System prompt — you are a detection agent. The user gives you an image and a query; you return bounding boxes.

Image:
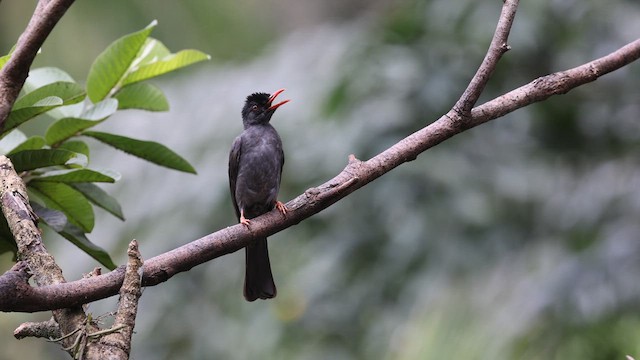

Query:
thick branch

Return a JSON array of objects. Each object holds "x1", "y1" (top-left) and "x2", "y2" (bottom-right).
[
  {"x1": 0, "y1": 156, "x2": 92, "y2": 350},
  {"x1": 0, "y1": 0, "x2": 75, "y2": 128}
]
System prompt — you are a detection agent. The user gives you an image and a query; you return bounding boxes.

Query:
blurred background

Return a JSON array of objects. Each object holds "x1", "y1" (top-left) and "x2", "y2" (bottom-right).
[{"x1": 1, "y1": 0, "x2": 640, "y2": 359}]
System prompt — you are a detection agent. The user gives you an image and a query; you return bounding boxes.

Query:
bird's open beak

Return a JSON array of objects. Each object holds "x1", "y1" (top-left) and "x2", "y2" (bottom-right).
[{"x1": 267, "y1": 88, "x2": 290, "y2": 111}]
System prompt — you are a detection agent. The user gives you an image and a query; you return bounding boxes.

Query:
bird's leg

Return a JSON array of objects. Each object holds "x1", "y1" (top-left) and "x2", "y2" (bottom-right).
[
  {"x1": 240, "y1": 209, "x2": 251, "y2": 226},
  {"x1": 275, "y1": 201, "x2": 288, "y2": 215}
]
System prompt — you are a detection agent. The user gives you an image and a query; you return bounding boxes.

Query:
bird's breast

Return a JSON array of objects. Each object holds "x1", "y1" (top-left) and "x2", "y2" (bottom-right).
[{"x1": 234, "y1": 128, "x2": 283, "y2": 215}]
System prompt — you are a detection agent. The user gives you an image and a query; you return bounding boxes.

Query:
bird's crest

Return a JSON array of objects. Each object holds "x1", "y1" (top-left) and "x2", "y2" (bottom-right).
[{"x1": 245, "y1": 92, "x2": 270, "y2": 105}]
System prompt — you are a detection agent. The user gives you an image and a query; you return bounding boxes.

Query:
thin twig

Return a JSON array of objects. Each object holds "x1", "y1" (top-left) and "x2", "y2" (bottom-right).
[
  {"x1": 470, "y1": 38, "x2": 640, "y2": 126},
  {"x1": 453, "y1": 0, "x2": 519, "y2": 120},
  {"x1": 99, "y1": 239, "x2": 144, "y2": 357}
]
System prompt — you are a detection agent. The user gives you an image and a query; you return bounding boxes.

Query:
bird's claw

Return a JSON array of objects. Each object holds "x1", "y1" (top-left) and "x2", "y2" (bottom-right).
[
  {"x1": 275, "y1": 201, "x2": 288, "y2": 215},
  {"x1": 240, "y1": 212, "x2": 251, "y2": 226}
]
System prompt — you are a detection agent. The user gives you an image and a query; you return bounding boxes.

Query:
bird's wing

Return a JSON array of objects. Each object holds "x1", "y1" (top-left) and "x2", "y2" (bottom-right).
[
  {"x1": 278, "y1": 132, "x2": 285, "y2": 175},
  {"x1": 229, "y1": 135, "x2": 242, "y2": 220}
]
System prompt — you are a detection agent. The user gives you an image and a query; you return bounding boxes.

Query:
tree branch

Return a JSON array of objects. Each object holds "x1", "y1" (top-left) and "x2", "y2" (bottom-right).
[
  {"x1": 470, "y1": 38, "x2": 640, "y2": 126},
  {"x1": 14, "y1": 317, "x2": 60, "y2": 340},
  {"x1": 0, "y1": 155, "x2": 93, "y2": 351},
  {"x1": 453, "y1": 0, "x2": 518, "y2": 118},
  {"x1": 0, "y1": 0, "x2": 75, "y2": 129},
  {"x1": 0, "y1": 1, "x2": 639, "y2": 315},
  {"x1": 101, "y1": 239, "x2": 144, "y2": 357}
]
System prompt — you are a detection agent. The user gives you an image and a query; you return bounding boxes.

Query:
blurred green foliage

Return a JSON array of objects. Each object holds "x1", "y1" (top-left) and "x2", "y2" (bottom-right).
[
  {"x1": 1, "y1": 1, "x2": 640, "y2": 359},
  {"x1": 0, "y1": 21, "x2": 207, "y2": 268}
]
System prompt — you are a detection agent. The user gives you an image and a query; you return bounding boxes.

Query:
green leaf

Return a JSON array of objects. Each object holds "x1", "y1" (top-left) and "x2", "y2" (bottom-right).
[
  {"x1": 57, "y1": 223, "x2": 116, "y2": 270},
  {"x1": 4, "y1": 98, "x2": 63, "y2": 133},
  {"x1": 72, "y1": 183, "x2": 124, "y2": 220},
  {"x1": 113, "y1": 82, "x2": 169, "y2": 111},
  {"x1": 0, "y1": 46, "x2": 15, "y2": 70},
  {"x1": 9, "y1": 149, "x2": 86, "y2": 172},
  {"x1": 133, "y1": 38, "x2": 171, "y2": 66},
  {"x1": 80, "y1": 98, "x2": 119, "y2": 121},
  {"x1": 13, "y1": 81, "x2": 85, "y2": 110},
  {"x1": 7, "y1": 136, "x2": 46, "y2": 155},
  {"x1": 58, "y1": 140, "x2": 90, "y2": 158},
  {"x1": 32, "y1": 202, "x2": 116, "y2": 270},
  {"x1": 45, "y1": 99, "x2": 118, "y2": 146},
  {"x1": 83, "y1": 131, "x2": 197, "y2": 174},
  {"x1": 29, "y1": 182, "x2": 94, "y2": 233},
  {"x1": 0, "y1": 129, "x2": 27, "y2": 154},
  {"x1": 0, "y1": 54, "x2": 10, "y2": 69},
  {"x1": 8, "y1": 79, "x2": 85, "y2": 131},
  {"x1": 33, "y1": 168, "x2": 119, "y2": 183},
  {"x1": 31, "y1": 201, "x2": 66, "y2": 232},
  {"x1": 122, "y1": 49, "x2": 210, "y2": 86},
  {"x1": 45, "y1": 118, "x2": 103, "y2": 146},
  {"x1": 24, "y1": 67, "x2": 75, "y2": 91},
  {"x1": 24, "y1": 68, "x2": 84, "y2": 119},
  {"x1": 86, "y1": 20, "x2": 157, "y2": 102}
]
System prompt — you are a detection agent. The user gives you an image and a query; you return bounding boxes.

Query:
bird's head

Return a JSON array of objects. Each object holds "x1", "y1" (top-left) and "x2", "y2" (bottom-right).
[{"x1": 241, "y1": 89, "x2": 290, "y2": 127}]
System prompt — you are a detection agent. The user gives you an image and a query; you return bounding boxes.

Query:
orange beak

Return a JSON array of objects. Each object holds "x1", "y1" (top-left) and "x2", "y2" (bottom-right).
[{"x1": 267, "y1": 88, "x2": 290, "y2": 111}]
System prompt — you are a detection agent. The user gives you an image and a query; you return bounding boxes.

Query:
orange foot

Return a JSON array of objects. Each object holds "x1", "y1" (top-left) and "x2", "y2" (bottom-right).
[
  {"x1": 240, "y1": 210, "x2": 251, "y2": 226},
  {"x1": 275, "y1": 201, "x2": 288, "y2": 215}
]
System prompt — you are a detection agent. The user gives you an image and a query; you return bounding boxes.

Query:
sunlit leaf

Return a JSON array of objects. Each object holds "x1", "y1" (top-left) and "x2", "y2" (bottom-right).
[
  {"x1": 114, "y1": 82, "x2": 169, "y2": 111},
  {"x1": 72, "y1": 183, "x2": 124, "y2": 220},
  {"x1": 13, "y1": 81, "x2": 85, "y2": 110},
  {"x1": 122, "y1": 49, "x2": 210, "y2": 86},
  {"x1": 0, "y1": 45, "x2": 15, "y2": 70},
  {"x1": 133, "y1": 38, "x2": 171, "y2": 67},
  {"x1": 23, "y1": 67, "x2": 75, "y2": 91},
  {"x1": 83, "y1": 131, "x2": 196, "y2": 174},
  {"x1": 24, "y1": 67, "x2": 84, "y2": 119},
  {"x1": 86, "y1": 20, "x2": 157, "y2": 102},
  {"x1": 0, "y1": 54, "x2": 10, "y2": 69},
  {"x1": 80, "y1": 98, "x2": 118, "y2": 121},
  {"x1": 29, "y1": 181, "x2": 94, "y2": 233}
]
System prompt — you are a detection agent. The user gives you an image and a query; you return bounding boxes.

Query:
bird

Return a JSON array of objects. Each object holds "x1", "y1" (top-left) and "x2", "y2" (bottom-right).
[{"x1": 229, "y1": 89, "x2": 290, "y2": 301}]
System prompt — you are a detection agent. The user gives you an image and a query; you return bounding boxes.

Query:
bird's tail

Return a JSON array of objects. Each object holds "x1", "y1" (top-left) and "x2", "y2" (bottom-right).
[{"x1": 244, "y1": 237, "x2": 277, "y2": 301}]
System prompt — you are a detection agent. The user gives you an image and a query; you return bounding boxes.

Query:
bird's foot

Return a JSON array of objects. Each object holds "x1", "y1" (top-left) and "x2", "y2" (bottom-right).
[
  {"x1": 275, "y1": 201, "x2": 288, "y2": 215},
  {"x1": 240, "y1": 212, "x2": 251, "y2": 226}
]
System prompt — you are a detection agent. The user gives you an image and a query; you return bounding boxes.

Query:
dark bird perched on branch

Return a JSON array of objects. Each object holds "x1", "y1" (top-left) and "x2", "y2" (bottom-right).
[{"x1": 229, "y1": 89, "x2": 290, "y2": 301}]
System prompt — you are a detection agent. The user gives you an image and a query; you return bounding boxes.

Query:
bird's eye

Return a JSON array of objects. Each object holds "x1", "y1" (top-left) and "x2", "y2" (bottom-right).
[{"x1": 251, "y1": 105, "x2": 258, "y2": 112}]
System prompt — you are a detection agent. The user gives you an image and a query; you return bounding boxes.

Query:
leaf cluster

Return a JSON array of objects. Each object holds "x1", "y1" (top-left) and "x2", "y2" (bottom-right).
[{"x1": 0, "y1": 21, "x2": 209, "y2": 268}]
